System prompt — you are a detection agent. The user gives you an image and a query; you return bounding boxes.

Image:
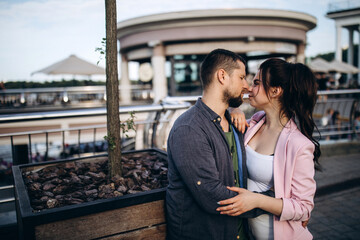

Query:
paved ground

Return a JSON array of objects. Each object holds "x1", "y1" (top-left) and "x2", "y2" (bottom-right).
[
  {"x1": 315, "y1": 153, "x2": 360, "y2": 194},
  {"x1": 308, "y1": 153, "x2": 360, "y2": 240},
  {"x1": 309, "y1": 186, "x2": 360, "y2": 240}
]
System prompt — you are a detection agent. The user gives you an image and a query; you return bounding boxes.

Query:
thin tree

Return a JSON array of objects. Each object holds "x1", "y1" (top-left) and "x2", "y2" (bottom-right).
[{"x1": 105, "y1": 0, "x2": 122, "y2": 177}]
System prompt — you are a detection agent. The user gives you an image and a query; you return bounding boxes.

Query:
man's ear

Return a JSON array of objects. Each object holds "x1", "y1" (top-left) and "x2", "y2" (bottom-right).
[{"x1": 216, "y1": 69, "x2": 227, "y2": 85}]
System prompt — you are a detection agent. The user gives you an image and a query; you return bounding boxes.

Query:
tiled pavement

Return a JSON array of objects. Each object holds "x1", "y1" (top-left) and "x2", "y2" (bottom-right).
[
  {"x1": 308, "y1": 186, "x2": 360, "y2": 240},
  {"x1": 308, "y1": 153, "x2": 360, "y2": 240},
  {"x1": 315, "y1": 153, "x2": 360, "y2": 195}
]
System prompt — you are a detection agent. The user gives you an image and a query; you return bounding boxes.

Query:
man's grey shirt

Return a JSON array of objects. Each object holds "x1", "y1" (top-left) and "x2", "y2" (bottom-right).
[{"x1": 166, "y1": 98, "x2": 246, "y2": 240}]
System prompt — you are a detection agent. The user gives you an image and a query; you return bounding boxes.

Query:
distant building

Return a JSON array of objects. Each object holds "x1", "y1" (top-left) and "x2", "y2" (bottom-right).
[
  {"x1": 117, "y1": 9, "x2": 316, "y2": 102},
  {"x1": 327, "y1": 0, "x2": 360, "y2": 84}
]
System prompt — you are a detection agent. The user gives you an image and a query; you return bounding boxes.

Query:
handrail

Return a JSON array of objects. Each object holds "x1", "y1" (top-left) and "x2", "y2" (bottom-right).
[
  {"x1": 317, "y1": 89, "x2": 360, "y2": 95},
  {"x1": 0, "y1": 85, "x2": 151, "y2": 94},
  {"x1": 0, "y1": 197, "x2": 15, "y2": 204},
  {"x1": 0, "y1": 102, "x2": 192, "y2": 163},
  {"x1": 0, "y1": 185, "x2": 14, "y2": 190},
  {"x1": 0, "y1": 102, "x2": 191, "y2": 124}
]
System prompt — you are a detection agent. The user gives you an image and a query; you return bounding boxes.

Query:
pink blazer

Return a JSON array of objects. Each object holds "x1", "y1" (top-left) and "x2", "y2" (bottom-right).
[{"x1": 245, "y1": 111, "x2": 316, "y2": 240}]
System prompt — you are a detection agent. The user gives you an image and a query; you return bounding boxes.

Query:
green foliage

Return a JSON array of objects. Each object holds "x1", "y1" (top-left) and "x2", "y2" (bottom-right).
[
  {"x1": 311, "y1": 52, "x2": 335, "y2": 62},
  {"x1": 120, "y1": 111, "x2": 136, "y2": 138},
  {"x1": 95, "y1": 38, "x2": 106, "y2": 65},
  {"x1": 104, "y1": 135, "x2": 116, "y2": 151},
  {"x1": 310, "y1": 44, "x2": 358, "y2": 67},
  {"x1": 104, "y1": 111, "x2": 136, "y2": 150}
]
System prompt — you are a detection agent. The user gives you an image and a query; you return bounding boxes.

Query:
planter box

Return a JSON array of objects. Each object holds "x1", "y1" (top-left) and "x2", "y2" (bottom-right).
[{"x1": 13, "y1": 149, "x2": 167, "y2": 240}]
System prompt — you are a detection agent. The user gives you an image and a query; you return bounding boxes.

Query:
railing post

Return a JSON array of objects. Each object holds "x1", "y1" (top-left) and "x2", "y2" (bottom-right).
[
  {"x1": 151, "y1": 110, "x2": 162, "y2": 148},
  {"x1": 93, "y1": 128, "x2": 96, "y2": 154},
  {"x1": 62, "y1": 131, "x2": 65, "y2": 157},
  {"x1": 45, "y1": 132, "x2": 48, "y2": 161},
  {"x1": 78, "y1": 129, "x2": 81, "y2": 158},
  {"x1": 350, "y1": 100, "x2": 359, "y2": 140},
  {"x1": 28, "y1": 134, "x2": 32, "y2": 163},
  {"x1": 10, "y1": 136, "x2": 14, "y2": 164}
]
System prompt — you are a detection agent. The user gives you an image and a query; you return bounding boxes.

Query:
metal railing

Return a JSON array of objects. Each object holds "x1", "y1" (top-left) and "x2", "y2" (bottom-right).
[
  {"x1": 0, "y1": 102, "x2": 191, "y2": 161},
  {"x1": 1, "y1": 90, "x2": 360, "y2": 208},
  {"x1": 0, "y1": 102, "x2": 191, "y2": 208}
]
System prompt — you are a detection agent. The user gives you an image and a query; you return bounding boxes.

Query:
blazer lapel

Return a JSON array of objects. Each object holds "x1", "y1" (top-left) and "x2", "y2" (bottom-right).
[{"x1": 244, "y1": 115, "x2": 266, "y2": 146}]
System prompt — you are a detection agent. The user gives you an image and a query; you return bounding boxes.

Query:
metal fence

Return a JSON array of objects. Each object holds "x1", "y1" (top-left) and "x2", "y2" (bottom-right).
[{"x1": 1, "y1": 89, "x2": 360, "y2": 208}]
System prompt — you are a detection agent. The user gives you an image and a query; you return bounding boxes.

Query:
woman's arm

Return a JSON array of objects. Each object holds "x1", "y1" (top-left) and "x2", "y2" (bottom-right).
[
  {"x1": 217, "y1": 143, "x2": 316, "y2": 221},
  {"x1": 216, "y1": 186, "x2": 283, "y2": 217},
  {"x1": 280, "y1": 143, "x2": 316, "y2": 221},
  {"x1": 228, "y1": 107, "x2": 249, "y2": 133}
]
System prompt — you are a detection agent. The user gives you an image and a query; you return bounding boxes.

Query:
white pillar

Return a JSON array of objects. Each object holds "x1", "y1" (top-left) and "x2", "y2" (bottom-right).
[
  {"x1": 151, "y1": 43, "x2": 167, "y2": 103},
  {"x1": 120, "y1": 54, "x2": 132, "y2": 105},
  {"x1": 296, "y1": 43, "x2": 305, "y2": 64},
  {"x1": 336, "y1": 25, "x2": 342, "y2": 61},
  {"x1": 347, "y1": 28, "x2": 354, "y2": 85}
]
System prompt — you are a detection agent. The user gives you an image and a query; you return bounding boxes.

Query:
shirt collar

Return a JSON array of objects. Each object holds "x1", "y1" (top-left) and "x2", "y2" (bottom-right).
[{"x1": 195, "y1": 97, "x2": 232, "y2": 124}]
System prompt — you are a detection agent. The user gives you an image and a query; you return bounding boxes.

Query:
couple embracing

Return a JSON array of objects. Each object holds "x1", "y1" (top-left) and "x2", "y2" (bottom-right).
[{"x1": 166, "y1": 49, "x2": 320, "y2": 240}]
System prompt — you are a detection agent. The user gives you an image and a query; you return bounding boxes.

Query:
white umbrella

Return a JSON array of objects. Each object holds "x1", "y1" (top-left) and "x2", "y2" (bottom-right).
[
  {"x1": 329, "y1": 60, "x2": 360, "y2": 74},
  {"x1": 32, "y1": 54, "x2": 105, "y2": 76},
  {"x1": 307, "y1": 58, "x2": 333, "y2": 73}
]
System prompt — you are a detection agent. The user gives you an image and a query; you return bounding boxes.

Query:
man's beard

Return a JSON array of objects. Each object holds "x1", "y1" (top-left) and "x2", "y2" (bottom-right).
[{"x1": 223, "y1": 88, "x2": 244, "y2": 108}]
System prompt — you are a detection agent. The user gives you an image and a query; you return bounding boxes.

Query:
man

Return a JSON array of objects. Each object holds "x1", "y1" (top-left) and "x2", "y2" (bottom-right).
[{"x1": 166, "y1": 49, "x2": 256, "y2": 240}]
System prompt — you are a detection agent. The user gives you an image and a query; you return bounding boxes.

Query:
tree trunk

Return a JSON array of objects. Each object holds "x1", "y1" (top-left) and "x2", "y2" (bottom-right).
[{"x1": 105, "y1": 0, "x2": 122, "y2": 177}]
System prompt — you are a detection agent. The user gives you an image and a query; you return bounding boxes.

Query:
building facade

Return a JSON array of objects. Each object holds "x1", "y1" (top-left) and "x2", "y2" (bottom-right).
[
  {"x1": 327, "y1": 1, "x2": 360, "y2": 84},
  {"x1": 117, "y1": 9, "x2": 317, "y2": 103}
]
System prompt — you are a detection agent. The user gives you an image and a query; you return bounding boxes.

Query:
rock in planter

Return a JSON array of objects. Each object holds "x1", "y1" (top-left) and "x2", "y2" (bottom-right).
[{"x1": 13, "y1": 149, "x2": 168, "y2": 240}]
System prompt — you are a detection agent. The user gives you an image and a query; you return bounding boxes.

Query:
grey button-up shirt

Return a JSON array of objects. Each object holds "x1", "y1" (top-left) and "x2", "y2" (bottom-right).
[{"x1": 166, "y1": 98, "x2": 247, "y2": 240}]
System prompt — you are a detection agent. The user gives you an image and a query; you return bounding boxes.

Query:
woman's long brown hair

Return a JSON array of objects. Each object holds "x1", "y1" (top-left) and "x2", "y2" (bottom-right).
[{"x1": 259, "y1": 58, "x2": 321, "y2": 170}]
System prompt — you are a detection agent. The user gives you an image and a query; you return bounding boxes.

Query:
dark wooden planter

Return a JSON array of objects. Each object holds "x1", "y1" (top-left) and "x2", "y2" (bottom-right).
[{"x1": 12, "y1": 149, "x2": 167, "y2": 240}]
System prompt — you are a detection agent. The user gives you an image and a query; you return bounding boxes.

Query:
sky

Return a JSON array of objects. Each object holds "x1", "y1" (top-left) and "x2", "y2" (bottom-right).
[{"x1": 0, "y1": 0, "x2": 357, "y2": 82}]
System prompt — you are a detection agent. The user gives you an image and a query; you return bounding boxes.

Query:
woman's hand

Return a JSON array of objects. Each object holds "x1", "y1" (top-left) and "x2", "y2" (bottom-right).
[
  {"x1": 216, "y1": 186, "x2": 258, "y2": 216},
  {"x1": 229, "y1": 108, "x2": 249, "y2": 133}
]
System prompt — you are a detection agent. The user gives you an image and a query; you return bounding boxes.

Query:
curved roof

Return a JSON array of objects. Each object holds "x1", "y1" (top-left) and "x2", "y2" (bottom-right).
[{"x1": 117, "y1": 8, "x2": 317, "y2": 51}]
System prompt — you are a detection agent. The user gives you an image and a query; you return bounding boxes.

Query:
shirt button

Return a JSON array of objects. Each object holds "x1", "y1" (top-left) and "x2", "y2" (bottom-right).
[
  {"x1": 217, "y1": 117, "x2": 221, "y2": 121},
  {"x1": 213, "y1": 119, "x2": 216, "y2": 122},
  {"x1": 237, "y1": 236, "x2": 240, "y2": 239},
  {"x1": 234, "y1": 179, "x2": 237, "y2": 183},
  {"x1": 197, "y1": 181, "x2": 201, "y2": 185}
]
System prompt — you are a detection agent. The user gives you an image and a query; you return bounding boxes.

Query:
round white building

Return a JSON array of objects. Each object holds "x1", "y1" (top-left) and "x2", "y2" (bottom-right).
[{"x1": 117, "y1": 9, "x2": 317, "y2": 103}]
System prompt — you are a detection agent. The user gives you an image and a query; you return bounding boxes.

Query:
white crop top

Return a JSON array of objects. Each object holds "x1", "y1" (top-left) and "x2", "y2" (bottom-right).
[{"x1": 246, "y1": 145, "x2": 274, "y2": 240}]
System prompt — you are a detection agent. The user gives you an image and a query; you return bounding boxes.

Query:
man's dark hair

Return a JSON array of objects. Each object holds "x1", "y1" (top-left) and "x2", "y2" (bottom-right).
[{"x1": 200, "y1": 48, "x2": 246, "y2": 90}]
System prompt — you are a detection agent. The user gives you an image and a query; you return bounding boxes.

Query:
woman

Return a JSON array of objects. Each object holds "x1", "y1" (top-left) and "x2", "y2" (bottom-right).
[{"x1": 216, "y1": 58, "x2": 321, "y2": 240}]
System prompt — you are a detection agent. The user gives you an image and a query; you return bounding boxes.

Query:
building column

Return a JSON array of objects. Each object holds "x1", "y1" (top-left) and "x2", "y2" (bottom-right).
[
  {"x1": 120, "y1": 54, "x2": 132, "y2": 105},
  {"x1": 336, "y1": 25, "x2": 342, "y2": 61},
  {"x1": 347, "y1": 28, "x2": 354, "y2": 85},
  {"x1": 151, "y1": 43, "x2": 167, "y2": 103},
  {"x1": 296, "y1": 43, "x2": 305, "y2": 64}
]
